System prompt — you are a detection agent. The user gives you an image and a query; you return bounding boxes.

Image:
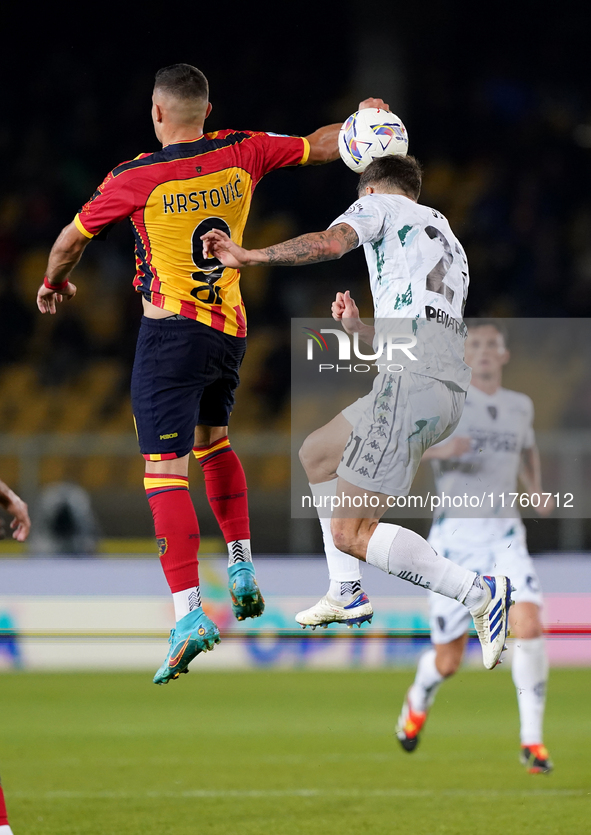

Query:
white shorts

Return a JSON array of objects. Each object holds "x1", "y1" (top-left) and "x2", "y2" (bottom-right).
[
  {"x1": 339, "y1": 371, "x2": 465, "y2": 497},
  {"x1": 427, "y1": 525, "x2": 543, "y2": 644}
]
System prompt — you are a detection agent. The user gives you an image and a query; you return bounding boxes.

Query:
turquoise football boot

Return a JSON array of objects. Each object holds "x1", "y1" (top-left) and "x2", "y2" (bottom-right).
[
  {"x1": 228, "y1": 562, "x2": 265, "y2": 621},
  {"x1": 153, "y1": 608, "x2": 220, "y2": 685}
]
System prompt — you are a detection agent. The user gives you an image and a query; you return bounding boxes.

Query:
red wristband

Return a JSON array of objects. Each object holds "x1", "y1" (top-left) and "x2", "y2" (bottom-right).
[{"x1": 44, "y1": 276, "x2": 69, "y2": 292}]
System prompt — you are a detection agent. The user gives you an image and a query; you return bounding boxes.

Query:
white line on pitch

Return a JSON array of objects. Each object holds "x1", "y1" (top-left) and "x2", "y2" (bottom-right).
[{"x1": 11, "y1": 788, "x2": 589, "y2": 800}]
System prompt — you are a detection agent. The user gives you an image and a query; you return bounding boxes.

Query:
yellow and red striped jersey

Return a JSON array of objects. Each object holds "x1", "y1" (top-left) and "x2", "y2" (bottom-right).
[{"x1": 75, "y1": 130, "x2": 310, "y2": 336}]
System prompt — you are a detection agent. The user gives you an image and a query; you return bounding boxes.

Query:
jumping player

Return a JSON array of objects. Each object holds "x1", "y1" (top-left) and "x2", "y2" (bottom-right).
[
  {"x1": 395, "y1": 320, "x2": 554, "y2": 773},
  {"x1": 36, "y1": 62, "x2": 387, "y2": 683},
  {"x1": 203, "y1": 155, "x2": 513, "y2": 671}
]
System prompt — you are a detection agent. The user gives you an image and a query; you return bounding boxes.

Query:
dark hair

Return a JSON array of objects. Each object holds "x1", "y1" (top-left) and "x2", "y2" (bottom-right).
[
  {"x1": 357, "y1": 155, "x2": 422, "y2": 200},
  {"x1": 154, "y1": 64, "x2": 209, "y2": 101},
  {"x1": 465, "y1": 318, "x2": 509, "y2": 345}
]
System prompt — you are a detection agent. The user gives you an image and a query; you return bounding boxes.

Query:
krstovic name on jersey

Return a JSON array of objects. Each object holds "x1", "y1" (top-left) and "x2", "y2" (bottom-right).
[{"x1": 331, "y1": 194, "x2": 471, "y2": 391}]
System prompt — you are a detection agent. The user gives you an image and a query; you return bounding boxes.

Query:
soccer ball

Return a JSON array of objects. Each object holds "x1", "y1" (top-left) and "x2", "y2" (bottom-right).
[{"x1": 338, "y1": 108, "x2": 408, "y2": 173}]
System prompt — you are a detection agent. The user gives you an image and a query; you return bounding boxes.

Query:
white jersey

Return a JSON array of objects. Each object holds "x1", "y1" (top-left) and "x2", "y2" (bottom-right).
[
  {"x1": 429, "y1": 385, "x2": 535, "y2": 547},
  {"x1": 330, "y1": 193, "x2": 471, "y2": 391}
]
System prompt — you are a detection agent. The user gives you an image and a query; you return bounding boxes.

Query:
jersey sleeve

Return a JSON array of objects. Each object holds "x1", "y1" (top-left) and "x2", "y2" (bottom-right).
[
  {"x1": 245, "y1": 132, "x2": 309, "y2": 182},
  {"x1": 329, "y1": 196, "x2": 388, "y2": 246},
  {"x1": 74, "y1": 167, "x2": 138, "y2": 238}
]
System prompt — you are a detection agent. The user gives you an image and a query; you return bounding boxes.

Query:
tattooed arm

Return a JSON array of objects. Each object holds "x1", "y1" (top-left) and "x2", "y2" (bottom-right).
[
  {"x1": 255, "y1": 224, "x2": 360, "y2": 265},
  {"x1": 201, "y1": 223, "x2": 359, "y2": 269}
]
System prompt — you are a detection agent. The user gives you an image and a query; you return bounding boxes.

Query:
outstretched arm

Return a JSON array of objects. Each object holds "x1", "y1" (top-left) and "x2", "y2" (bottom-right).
[
  {"x1": 37, "y1": 221, "x2": 89, "y2": 314},
  {"x1": 304, "y1": 97, "x2": 390, "y2": 163},
  {"x1": 304, "y1": 124, "x2": 341, "y2": 164},
  {"x1": 201, "y1": 223, "x2": 359, "y2": 268}
]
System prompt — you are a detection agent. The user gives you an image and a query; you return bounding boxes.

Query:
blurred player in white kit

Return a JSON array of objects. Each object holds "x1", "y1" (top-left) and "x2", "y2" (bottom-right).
[{"x1": 395, "y1": 320, "x2": 554, "y2": 773}]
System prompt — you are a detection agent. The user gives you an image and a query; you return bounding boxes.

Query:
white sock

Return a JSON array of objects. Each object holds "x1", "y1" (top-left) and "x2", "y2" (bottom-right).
[
  {"x1": 311, "y1": 481, "x2": 361, "y2": 600},
  {"x1": 512, "y1": 636, "x2": 548, "y2": 745},
  {"x1": 408, "y1": 648, "x2": 445, "y2": 713},
  {"x1": 172, "y1": 586, "x2": 202, "y2": 621},
  {"x1": 366, "y1": 523, "x2": 476, "y2": 601},
  {"x1": 227, "y1": 539, "x2": 252, "y2": 566},
  {"x1": 0, "y1": 825, "x2": 14, "y2": 835},
  {"x1": 463, "y1": 575, "x2": 489, "y2": 610}
]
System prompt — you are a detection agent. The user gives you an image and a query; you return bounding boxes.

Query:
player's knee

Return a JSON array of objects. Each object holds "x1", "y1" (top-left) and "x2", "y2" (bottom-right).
[
  {"x1": 330, "y1": 520, "x2": 351, "y2": 553},
  {"x1": 435, "y1": 641, "x2": 464, "y2": 677},
  {"x1": 435, "y1": 651, "x2": 461, "y2": 677},
  {"x1": 330, "y1": 519, "x2": 355, "y2": 556},
  {"x1": 194, "y1": 425, "x2": 227, "y2": 447},
  {"x1": 510, "y1": 603, "x2": 543, "y2": 639},
  {"x1": 437, "y1": 656, "x2": 461, "y2": 677},
  {"x1": 513, "y1": 620, "x2": 543, "y2": 640},
  {"x1": 299, "y1": 432, "x2": 334, "y2": 481},
  {"x1": 298, "y1": 434, "x2": 315, "y2": 471},
  {"x1": 330, "y1": 516, "x2": 371, "y2": 560}
]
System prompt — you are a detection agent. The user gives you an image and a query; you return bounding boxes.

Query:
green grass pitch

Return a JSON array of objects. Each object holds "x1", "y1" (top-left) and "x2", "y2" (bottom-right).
[{"x1": 1, "y1": 667, "x2": 590, "y2": 834}]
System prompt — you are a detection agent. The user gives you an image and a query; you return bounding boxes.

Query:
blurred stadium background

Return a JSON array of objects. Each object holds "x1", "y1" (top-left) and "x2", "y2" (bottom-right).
[
  {"x1": 3, "y1": 5, "x2": 591, "y2": 556},
  {"x1": 1, "y1": 5, "x2": 591, "y2": 833}
]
